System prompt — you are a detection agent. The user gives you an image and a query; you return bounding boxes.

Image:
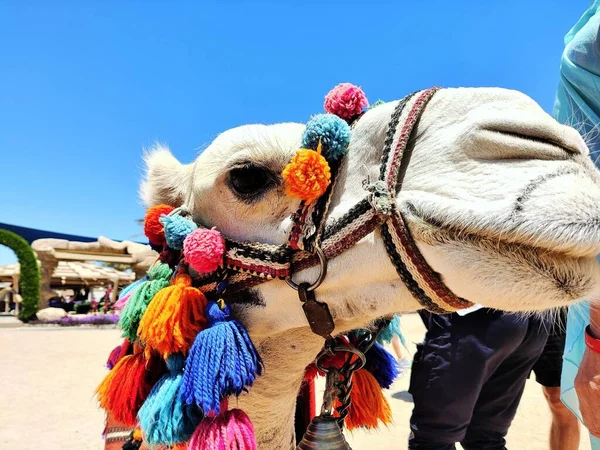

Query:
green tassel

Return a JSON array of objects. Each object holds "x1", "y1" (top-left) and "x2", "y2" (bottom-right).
[{"x1": 119, "y1": 263, "x2": 172, "y2": 341}]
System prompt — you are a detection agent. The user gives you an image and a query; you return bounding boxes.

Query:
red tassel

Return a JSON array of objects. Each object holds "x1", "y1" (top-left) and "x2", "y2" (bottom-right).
[{"x1": 96, "y1": 345, "x2": 166, "y2": 426}]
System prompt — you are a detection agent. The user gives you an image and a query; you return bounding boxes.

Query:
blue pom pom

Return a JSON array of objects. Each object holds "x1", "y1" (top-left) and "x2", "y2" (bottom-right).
[
  {"x1": 138, "y1": 354, "x2": 203, "y2": 445},
  {"x1": 180, "y1": 301, "x2": 263, "y2": 414},
  {"x1": 364, "y1": 342, "x2": 401, "y2": 389},
  {"x1": 377, "y1": 315, "x2": 405, "y2": 346},
  {"x1": 302, "y1": 114, "x2": 351, "y2": 161},
  {"x1": 160, "y1": 215, "x2": 197, "y2": 250}
]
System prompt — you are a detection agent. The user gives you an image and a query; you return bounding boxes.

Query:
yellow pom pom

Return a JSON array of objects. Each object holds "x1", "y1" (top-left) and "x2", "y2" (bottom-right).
[{"x1": 282, "y1": 143, "x2": 331, "y2": 204}]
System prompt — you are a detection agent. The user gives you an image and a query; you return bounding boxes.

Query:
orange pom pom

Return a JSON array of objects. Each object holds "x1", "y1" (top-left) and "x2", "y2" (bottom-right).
[
  {"x1": 138, "y1": 274, "x2": 208, "y2": 358},
  {"x1": 334, "y1": 368, "x2": 392, "y2": 430},
  {"x1": 282, "y1": 143, "x2": 331, "y2": 204},
  {"x1": 96, "y1": 346, "x2": 166, "y2": 426},
  {"x1": 132, "y1": 427, "x2": 143, "y2": 441},
  {"x1": 144, "y1": 204, "x2": 175, "y2": 247}
]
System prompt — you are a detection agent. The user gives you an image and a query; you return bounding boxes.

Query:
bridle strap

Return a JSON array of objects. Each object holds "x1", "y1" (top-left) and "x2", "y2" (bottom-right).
[{"x1": 197, "y1": 88, "x2": 473, "y2": 313}]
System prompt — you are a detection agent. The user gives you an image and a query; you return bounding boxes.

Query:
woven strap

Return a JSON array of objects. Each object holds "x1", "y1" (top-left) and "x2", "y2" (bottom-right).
[{"x1": 378, "y1": 88, "x2": 474, "y2": 312}]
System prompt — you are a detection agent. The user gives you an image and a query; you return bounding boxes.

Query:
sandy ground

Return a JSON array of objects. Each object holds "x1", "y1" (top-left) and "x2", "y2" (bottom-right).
[{"x1": 0, "y1": 314, "x2": 592, "y2": 450}]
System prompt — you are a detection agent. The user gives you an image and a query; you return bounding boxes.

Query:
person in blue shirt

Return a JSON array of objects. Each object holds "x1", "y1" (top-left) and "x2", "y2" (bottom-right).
[{"x1": 555, "y1": 2, "x2": 600, "y2": 448}]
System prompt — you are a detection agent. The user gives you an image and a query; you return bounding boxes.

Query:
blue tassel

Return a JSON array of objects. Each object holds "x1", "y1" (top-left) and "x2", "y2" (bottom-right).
[
  {"x1": 364, "y1": 343, "x2": 400, "y2": 389},
  {"x1": 377, "y1": 314, "x2": 406, "y2": 347},
  {"x1": 118, "y1": 276, "x2": 147, "y2": 299},
  {"x1": 160, "y1": 215, "x2": 197, "y2": 250},
  {"x1": 138, "y1": 354, "x2": 203, "y2": 445},
  {"x1": 180, "y1": 301, "x2": 263, "y2": 415}
]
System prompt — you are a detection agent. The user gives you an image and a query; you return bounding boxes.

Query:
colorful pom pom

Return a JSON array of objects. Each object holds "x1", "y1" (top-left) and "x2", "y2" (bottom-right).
[
  {"x1": 138, "y1": 354, "x2": 203, "y2": 446},
  {"x1": 324, "y1": 83, "x2": 369, "y2": 120},
  {"x1": 302, "y1": 114, "x2": 351, "y2": 161},
  {"x1": 369, "y1": 99, "x2": 385, "y2": 110},
  {"x1": 138, "y1": 274, "x2": 208, "y2": 358},
  {"x1": 188, "y1": 409, "x2": 257, "y2": 450},
  {"x1": 144, "y1": 204, "x2": 175, "y2": 247},
  {"x1": 161, "y1": 214, "x2": 198, "y2": 250},
  {"x1": 181, "y1": 301, "x2": 263, "y2": 415},
  {"x1": 282, "y1": 145, "x2": 331, "y2": 204},
  {"x1": 183, "y1": 228, "x2": 226, "y2": 274}
]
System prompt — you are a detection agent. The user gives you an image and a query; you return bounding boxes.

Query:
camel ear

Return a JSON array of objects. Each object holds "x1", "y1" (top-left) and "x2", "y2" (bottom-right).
[{"x1": 140, "y1": 144, "x2": 192, "y2": 207}]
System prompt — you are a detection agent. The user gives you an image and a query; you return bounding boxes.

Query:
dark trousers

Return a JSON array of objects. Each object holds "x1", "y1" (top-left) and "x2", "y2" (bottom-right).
[{"x1": 408, "y1": 309, "x2": 549, "y2": 450}]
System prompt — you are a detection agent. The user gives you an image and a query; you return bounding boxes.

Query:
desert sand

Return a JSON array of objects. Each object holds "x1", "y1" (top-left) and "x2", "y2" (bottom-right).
[{"x1": 0, "y1": 314, "x2": 592, "y2": 450}]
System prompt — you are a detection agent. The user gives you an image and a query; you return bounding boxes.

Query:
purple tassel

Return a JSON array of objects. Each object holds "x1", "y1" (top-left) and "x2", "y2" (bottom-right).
[{"x1": 106, "y1": 344, "x2": 122, "y2": 370}]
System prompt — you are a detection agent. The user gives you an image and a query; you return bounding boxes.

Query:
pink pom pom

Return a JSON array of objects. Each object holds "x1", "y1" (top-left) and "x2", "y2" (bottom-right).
[
  {"x1": 324, "y1": 83, "x2": 369, "y2": 120},
  {"x1": 183, "y1": 228, "x2": 226, "y2": 274},
  {"x1": 188, "y1": 409, "x2": 257, "y2": 450}
]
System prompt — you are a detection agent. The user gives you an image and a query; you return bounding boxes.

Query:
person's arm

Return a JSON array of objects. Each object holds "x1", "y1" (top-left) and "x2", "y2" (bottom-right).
[{"x1": 575, "y1": 303, "x2": 600, "y2": 437}]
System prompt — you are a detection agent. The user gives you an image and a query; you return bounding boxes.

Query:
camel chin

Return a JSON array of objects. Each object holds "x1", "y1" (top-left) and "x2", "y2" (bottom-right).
[{"x1": 140, "y1": 86, "x2": 600, "y2": 450}]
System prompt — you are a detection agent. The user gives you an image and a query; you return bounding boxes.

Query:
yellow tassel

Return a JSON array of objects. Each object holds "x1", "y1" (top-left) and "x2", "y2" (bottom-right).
[{"x1": 138, "y1": 274, "x2": 208, "y2": 358}]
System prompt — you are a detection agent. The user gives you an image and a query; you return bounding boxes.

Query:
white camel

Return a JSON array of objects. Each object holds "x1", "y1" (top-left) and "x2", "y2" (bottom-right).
[{"x1": 141, "y1": 87, "x2": 600, "y2": 449}]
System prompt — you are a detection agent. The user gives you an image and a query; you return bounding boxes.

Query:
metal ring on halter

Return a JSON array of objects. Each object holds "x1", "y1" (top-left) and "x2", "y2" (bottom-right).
[
  {"x1": 314, "y1": 345, "x2": 367, "y2": 374},
  {"x1": 286, "y1": 246, "x2": 328, "y2": 292}
]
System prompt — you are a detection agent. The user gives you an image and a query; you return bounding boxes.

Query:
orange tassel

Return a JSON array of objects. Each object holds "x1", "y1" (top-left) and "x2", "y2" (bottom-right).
[
  {"x1": 96, "y1": 345, "x2": 165, "y2": 426},
  {"x1": 138, "y1": 274, "x2": 208, "y2": 358},
  {"x1": 335, "y1": 368, "x2": 392, "y2": 430}
]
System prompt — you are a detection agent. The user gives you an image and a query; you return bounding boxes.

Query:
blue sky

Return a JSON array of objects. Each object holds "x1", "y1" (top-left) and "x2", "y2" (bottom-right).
[{"x1": 0, "y1": 0, "x2": 590, "y2": 265}]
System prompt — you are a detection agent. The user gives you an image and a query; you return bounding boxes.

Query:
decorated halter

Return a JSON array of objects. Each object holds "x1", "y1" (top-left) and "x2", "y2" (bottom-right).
[{"x1": 97, "y1": 83, "x2": 474, "y2": 450}]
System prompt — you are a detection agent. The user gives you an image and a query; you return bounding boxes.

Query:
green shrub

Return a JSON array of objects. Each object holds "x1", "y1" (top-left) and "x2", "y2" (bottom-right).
[{"x1": 0, "y1": 229, "x2": 40, "y2": 321}]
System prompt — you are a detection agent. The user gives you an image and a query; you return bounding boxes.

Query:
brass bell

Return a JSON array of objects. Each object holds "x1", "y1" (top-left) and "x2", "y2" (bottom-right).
[{"x1": 296, "y1": 415, "x2": 352, "y2": 450}]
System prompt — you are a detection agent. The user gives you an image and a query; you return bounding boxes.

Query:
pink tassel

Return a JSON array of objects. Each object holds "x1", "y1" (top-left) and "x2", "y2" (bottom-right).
[
  {"x1": 113, "y1": 292, "x2": 131, "y2": 312},
  {"x1": 188, "y1": 409, "x2": 256, "y2": 450}
]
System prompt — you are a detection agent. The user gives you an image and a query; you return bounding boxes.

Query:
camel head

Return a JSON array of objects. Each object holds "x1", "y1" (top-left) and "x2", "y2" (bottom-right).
[
  {"x1": 138, "y1": 86, "x2": 600, "y2": 449},
  {"x1": 141, "y1": 87, "x2": 600, "y2": 338}
]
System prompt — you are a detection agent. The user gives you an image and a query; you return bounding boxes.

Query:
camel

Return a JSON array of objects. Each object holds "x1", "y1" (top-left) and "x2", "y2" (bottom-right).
[{"x1": 140, "y1": 87, "x2": 600, "y2": 449}]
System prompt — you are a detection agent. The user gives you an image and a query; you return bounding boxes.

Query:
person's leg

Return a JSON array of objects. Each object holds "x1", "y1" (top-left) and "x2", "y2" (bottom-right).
[
  {"x1": 532, "y1": 309, "x2": 580, "y2": 450},
  {"x1": 408, "y1": 309, "x2": 528, "y2": 450},
  {"x1": 391, "y1": 334, "x2": 403, "y2": 360},
  {"x1": 542, "y1": 386, "x2": 580, "y2": 450},
  {"x1": 460, "y1": 314, "x2": 549, "y2": 450}
]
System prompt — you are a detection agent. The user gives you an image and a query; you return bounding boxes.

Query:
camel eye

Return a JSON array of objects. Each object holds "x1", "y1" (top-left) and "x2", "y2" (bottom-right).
[{"x1": 228, "y1": 164, "x2": 275, "y2": 200}]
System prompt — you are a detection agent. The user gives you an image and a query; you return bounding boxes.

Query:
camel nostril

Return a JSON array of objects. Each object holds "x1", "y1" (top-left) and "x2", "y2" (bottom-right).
[{"x1": 467, "y1": 127, "x2": 581, "y2": 161}]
